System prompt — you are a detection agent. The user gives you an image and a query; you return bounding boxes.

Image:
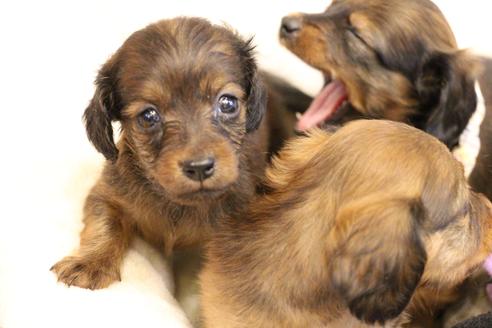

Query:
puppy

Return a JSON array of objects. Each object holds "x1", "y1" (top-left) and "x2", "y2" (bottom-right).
[
  {"x1": 51, "y1": 17, "x2": 271, "y2": 290},
  {"x1": 201, "y1": 120, "x2": 492, "y2": 328},
  {"x1": 279, "y1": 0, "x2": 479, "y2": 151},
  {"x1": 279, "y1": 2, "x2": 491, "y2": 323}
]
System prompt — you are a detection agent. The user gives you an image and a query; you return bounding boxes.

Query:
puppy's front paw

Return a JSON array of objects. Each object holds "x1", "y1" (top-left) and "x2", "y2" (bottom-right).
[{"x1": 50, "y1": 256, "x2": 121, "y2": 290}]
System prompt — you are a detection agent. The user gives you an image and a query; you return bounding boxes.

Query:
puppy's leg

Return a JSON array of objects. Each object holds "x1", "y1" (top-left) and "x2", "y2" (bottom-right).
[
  {"x1": 172, "y1": 247, "x2": 203, "y2": 327},
  {"x1": 51, "y1": 196, "x2": 131, "y2": 289}
]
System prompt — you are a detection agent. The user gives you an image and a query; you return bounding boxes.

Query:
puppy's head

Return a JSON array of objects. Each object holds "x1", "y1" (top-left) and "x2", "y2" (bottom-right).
[
  {"x1": 320, "y1": 121, "x2": 492, "y2": 324},
  {"x1": 280, "y1": 0, "x2": 478, "y2": 149},
  {"x1": 83, "y1": 18, "x2": 265, "y2": 204}
]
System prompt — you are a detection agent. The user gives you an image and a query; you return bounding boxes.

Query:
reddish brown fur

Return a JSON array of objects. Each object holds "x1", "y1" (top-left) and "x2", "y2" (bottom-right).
[
  {"x1": 280, "y1": 0, "x2": 479, "y2": 150},
  {"x1": 51, "y1": 17, "x2": 284, "y2": 290},
  {"x1": 201, "y1": 120, "x2": 492, "y2": 328}
]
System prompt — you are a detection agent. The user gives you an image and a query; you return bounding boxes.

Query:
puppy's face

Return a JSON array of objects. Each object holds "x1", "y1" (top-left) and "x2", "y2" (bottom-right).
[
  {"x1": 280, "y1": 0, "x2": 478, "y2": 149},
  {"x1": 83, "y1": 18, "x2": 265, "y2": 204}
]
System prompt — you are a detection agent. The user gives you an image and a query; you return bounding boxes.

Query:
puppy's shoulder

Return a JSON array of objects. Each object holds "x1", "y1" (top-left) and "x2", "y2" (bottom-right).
[{"x1": 266, "y1": 128, "x2": 332, "y2": 187}]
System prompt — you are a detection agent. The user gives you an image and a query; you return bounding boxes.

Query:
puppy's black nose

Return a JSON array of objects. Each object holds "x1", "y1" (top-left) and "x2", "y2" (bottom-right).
[
  {"x1": 281, "y1": 16, "x2": 302, "y2": 37},
  {"x1": 182, "y1": 157, "x2": 215, "y2": 182}
]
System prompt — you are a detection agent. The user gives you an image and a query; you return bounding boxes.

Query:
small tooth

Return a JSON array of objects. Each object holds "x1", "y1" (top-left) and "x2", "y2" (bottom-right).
[{"x1": 295, "y1": 112, "x2": 302, "y2": 120}]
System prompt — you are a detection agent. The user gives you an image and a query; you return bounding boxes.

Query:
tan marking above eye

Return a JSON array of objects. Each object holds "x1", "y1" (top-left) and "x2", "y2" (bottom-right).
[
  {"x1": 122, "y1": 101, "x2": 152, "y2": 119},
  {"x1": 140, "y1": 80, "x2": 169, "y2": 105},
  {"x1": 219, "y1": 83, "x2": 245, "y2": 101},
  {"x1": 203, "y1": 80, "x2": 245, "y2": 104},
  {"x1": 348, "y1": 12, "x2": 381, "y2": 48},
  {"x1": 348, "y1": 12, "x2": 374, "y2": 34}
]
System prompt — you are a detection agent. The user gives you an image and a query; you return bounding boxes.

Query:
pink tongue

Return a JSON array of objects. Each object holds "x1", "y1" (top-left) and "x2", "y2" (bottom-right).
[
  {"x1": 296, "y1": 80, "x2": 348, "y2": 131},
  {"x1": 484, "y1": 255, "x2": 492, "y2": 275},
  {"x1": 484, "y1": 255, "x2": 492, "y2": 301}
]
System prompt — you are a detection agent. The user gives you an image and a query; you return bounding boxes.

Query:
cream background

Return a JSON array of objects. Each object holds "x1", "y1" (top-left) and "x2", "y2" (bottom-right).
[{"x1": 0, "y1": 1, "x2": 491, "y2": 327}]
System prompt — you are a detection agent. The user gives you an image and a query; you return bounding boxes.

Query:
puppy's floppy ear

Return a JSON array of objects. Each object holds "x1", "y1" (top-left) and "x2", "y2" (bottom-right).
[
  {"x1": 83, "y1": 57, "x2": 121, "y2": 161},
  {"x1": 329, "y1": 198, "x2": 426, "y2": 324},
  {"x1": 245, "y1": 71, "x2": 266, "y2": 133},
  {"x1": 469, "y1": 191, "x2": 492, "y2": 226},
  {"x1": 239, "y1": 37, "x2": 266, "y2": 133},
  {"x1": 416, "y1": 50, "x2": 479, "y2": 149}
]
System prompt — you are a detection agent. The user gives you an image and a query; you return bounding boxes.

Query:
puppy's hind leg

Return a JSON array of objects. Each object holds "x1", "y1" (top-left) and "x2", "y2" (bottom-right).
[{"x1": 51, "y1": 195, "x2": 132, "y2": 290}]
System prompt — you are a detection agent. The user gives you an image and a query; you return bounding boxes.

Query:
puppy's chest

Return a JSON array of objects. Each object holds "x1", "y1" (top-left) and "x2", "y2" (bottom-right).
[{"x1": 136, "y1": 201, "x2": 236, "y2": 251}]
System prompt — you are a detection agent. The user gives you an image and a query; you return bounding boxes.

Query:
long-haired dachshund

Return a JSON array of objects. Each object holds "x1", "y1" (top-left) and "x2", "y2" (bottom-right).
[
  {"x1": 279, "y1": 1, "x2": 492, "y2": 323},
  {"x1": 200, "y1": 120, "x2": 492, "y2": 328},
  {"x1": 279, "y1": 0, "x2": 479, "y2": 151},
  {"x1": 51, "y1": 17, "x2": 276, "y2": 290}
]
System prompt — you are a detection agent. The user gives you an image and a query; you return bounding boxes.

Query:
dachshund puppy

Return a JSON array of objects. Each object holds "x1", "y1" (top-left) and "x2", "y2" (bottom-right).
[
  {"x1": 279, "y1": 0, "x2": 479, "y2": 151},
  {"x1": 51, "y1": 17, "x2": 271, "y2": 290},
  {"x1": 280, "y1": 2, "x2": 491, "y2": 323},
  {"x1": 201, "y1": 120, "x2": 492, "y2": 328}
]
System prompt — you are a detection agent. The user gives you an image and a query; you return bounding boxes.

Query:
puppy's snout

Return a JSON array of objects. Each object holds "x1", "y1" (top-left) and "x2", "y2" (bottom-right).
[
  {"x1": 181, "y1": 157, "x2": 215, "y2": 182},
  {"x1": 280, "y1": 16, "x2": 303, "y2": 37}
]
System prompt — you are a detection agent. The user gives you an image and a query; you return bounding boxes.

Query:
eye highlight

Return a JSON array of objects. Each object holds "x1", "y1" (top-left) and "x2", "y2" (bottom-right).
[
  {"x1": 137, "y1": 106, "x2": 161, "y2": 129},
  {"x1": 216, "y1": 95, "x2": 239, "y2": 117}
]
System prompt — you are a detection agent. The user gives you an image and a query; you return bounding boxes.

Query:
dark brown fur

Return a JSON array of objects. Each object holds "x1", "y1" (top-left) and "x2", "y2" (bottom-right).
[
  {"x1": 262, "y1": 72, "x2": 312, "y2": 155},
  {"x1": 280, "y1": 0, "x2": 479, "y2": 150},
  {"x1": 201, "y1": 120, "x2": 492, "y2": 328},
  {"x1": 51, "y1": 17, "x2": 275, "y2": 290},
  {"x1": 440, "y1": 56, "x2": 492, "y2": 328}
]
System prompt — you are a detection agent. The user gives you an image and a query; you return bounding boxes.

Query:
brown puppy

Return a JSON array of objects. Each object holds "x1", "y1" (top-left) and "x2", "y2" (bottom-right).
[
  {"x1": 279, "y1": 0, "x2": 479, "y2": 151},
  {"x1": 201, "y1": 120, "x2": 492, "y2": 328},
  {"x1": 51, "y1": 17, "x2": 271, "y2": 290}
]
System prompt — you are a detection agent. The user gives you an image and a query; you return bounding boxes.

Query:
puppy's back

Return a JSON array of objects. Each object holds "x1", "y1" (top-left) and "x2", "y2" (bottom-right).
[{"x1": 201, "y1": 120, "x2": 473, "y2": 328}]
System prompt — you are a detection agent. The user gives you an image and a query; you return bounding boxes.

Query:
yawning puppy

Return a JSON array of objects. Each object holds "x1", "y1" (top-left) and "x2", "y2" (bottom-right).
[
  {"x1": 201, "y1": 120, "x2": 492, "y2": 328},
  {"x1": 51, "y1": 17, "x2": 271, "y2": 290},
  {"x1": 279, "y1": 0, "x2": 479, "y2": 150}
]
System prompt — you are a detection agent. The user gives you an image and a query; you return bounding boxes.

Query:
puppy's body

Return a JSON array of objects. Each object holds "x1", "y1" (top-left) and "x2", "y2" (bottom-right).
[
  {"x1": 51, "y1": 17, "x2": 274, "y2": 290},
  {"x1": 201, "y1": 120, "x2": 492, "y2": 328}
]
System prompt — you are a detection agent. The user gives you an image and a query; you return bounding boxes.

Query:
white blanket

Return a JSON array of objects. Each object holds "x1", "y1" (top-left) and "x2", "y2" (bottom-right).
[{"x1": 0, "y1": 157, "x2": 192, "y2": 328}]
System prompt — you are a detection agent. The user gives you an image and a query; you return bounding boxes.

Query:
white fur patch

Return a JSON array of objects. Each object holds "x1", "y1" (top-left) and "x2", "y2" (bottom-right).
[{"x1": 452, "y1": 83, "x2": 486, "y2": 177}]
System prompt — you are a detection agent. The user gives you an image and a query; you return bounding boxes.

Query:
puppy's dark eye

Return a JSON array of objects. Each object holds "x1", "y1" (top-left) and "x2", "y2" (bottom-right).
[
  {"x1": 138, "y1": 106, "x2": 161, "y2": 129},
  {"x1": 216, "y1": 95, "x2": 239, "y2": 116}
]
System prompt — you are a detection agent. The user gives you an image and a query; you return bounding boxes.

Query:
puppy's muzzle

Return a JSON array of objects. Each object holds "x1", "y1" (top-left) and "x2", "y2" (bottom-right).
[
  {"x1": 181, "y1": 157, "x2": 215, "y2": 182},
  {"x1": 280, "y1": 15, "x2": 303, "y2": 38}
]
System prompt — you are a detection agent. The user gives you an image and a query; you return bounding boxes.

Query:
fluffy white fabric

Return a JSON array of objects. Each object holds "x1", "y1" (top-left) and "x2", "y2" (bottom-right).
[{"x1": 1, "y1": 1, "x2": 491, "y2": 328}]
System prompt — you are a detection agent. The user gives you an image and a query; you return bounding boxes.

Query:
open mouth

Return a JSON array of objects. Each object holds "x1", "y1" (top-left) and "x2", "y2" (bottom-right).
[{"x1": 296, "y1": 76, "x2": 349, "y2": 131}]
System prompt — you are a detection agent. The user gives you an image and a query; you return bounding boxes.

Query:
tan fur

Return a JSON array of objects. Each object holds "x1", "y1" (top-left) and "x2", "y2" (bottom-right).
[{"x1": 201, "y1": 120, "x2": 492, "y2": 328}]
